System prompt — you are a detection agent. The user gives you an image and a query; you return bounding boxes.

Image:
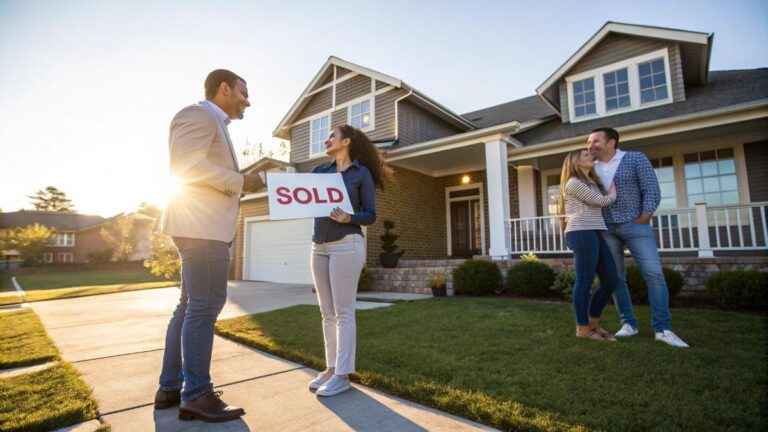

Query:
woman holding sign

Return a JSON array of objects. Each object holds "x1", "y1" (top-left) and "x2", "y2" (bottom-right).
[{"x1": 309, "y1": 124, "x2": 387, "y2": 397}]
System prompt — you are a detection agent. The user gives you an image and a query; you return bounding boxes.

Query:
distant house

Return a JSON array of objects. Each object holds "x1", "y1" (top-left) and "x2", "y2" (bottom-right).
[
  {"x1": 235, "y1": 22, "x2": 768, "y2": 291},
  {"x1": 0, "y1": 210, "x2": 155, "y2": 265}
]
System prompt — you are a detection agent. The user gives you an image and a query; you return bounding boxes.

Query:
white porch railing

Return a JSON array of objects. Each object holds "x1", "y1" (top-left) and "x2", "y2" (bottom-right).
[{"x1": 507, "y1": 202, "x2": 768, "y2": 258}]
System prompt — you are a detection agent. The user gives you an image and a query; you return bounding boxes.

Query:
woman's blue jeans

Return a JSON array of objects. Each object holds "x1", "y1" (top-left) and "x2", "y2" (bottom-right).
[
  {"x1": 565, "y1": 230, "x2": 619, "y2": 326},
  {"x1": 158, "y1": 237, "x2": 230, "y2": 402}
]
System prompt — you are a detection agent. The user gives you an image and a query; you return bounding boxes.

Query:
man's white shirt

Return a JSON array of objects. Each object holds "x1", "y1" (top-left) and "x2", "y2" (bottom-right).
[{"x1": 594, "y1": 149, "x2": 625, "y2": 189}]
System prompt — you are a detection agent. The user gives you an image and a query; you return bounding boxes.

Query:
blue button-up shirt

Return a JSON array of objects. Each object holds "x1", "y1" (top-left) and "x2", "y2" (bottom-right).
[{"x1": 312, "y1": 160, "x2": 377, "y2": 243}]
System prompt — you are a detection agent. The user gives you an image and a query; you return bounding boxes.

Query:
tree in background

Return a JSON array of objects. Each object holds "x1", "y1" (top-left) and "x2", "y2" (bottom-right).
[
  {"x1": 27, "y1": 186, "x2": 76, "y2": 212},
  {"x1": 5, "y1": 224, "x2": 55, "y2": 264},
  {"x1": 100, "y1": 215, "x2": 138, "y2": 262},
  {"x1": 137, "y1": 202, "x2": 161, "y2": 219},
  {"x1": 240, "y1": 139, "x2": 289, "y2": 166},
  {"x1": 143, "y1": 233, "x2": 180, "y2": 279}
]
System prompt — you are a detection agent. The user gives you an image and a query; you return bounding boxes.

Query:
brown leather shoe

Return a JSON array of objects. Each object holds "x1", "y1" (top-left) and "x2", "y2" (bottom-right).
[
  {"x1": 154, "y1": 388, "x2": 181, "y2": 409},
  {"x1": 178, "y1": 391, "x2": 245, "y2": 422}
]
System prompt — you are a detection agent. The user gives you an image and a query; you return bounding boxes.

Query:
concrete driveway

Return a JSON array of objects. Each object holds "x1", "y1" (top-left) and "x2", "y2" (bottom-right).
[{"x1": 31, "y1": 282, "x2": 494, "y2": 431}]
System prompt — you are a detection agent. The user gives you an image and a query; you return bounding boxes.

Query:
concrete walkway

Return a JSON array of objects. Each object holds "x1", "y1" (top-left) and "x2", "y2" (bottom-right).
[{"x1": 31, "y1": 282, "x2": 495, "y2": 431}]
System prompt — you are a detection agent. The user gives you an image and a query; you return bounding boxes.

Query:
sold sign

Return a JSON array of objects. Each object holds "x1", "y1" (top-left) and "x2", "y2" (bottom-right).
[{"x1": 267, "y1": 173, "x2": 353, "y2": 220}]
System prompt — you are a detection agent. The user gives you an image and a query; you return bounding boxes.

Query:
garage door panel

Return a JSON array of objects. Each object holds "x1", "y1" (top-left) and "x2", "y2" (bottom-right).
[{"x1": 246, "y1": 219, "x2": 313, "y2": 284}]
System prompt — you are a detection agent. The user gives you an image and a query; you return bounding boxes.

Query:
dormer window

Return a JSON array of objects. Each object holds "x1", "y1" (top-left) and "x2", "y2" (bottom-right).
[
  {"x1": 566, "y1": 48, "x2": 672, "y2": 122},
  {"x1": 349, "y1": 99, "x2": 373, "y2": 131}
]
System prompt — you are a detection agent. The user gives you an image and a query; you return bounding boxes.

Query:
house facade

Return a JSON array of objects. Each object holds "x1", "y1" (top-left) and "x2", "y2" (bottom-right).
[
  {"x1": 236, "y1": 22, "x2": 768, "y2": 291},
  {"x1": 0, "y1": 211, "x2": 155, "y2": 267}
]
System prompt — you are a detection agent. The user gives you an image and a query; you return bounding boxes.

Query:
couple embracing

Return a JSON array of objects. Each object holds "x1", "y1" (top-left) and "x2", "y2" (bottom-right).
[
  {"x1": 559, "y1": 127, "x2": 688, "y2": 348},
  {"x1": 154, "y1": 69, "x2": 383, "y2": 422}
]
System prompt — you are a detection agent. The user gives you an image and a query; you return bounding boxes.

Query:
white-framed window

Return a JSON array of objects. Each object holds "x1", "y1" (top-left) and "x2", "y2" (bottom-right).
[
  {"x1": 348, "y1": 99, "x2": 373, "y2": 131},
  {"x1": 43, "y1": 252, "x2": 53, "y2": 263},
  {"x1": 684, "y1": 148, "x2": 738, "y2": 207},
  {"x1": 650, "y1": 156, "x2": 677, "y2": 210},
  {"x1": 309, "y1": 114, "x2": 330, "y2": 157},
  {"x1": 566, "y1": 48, "x2": 672, "y2": 122},
  {"x1": 48, "y1": 232, "x2": 75, "y2": 247},
  {"x1": 58, "y1": 252, "x2": 73, "y2": 263}
]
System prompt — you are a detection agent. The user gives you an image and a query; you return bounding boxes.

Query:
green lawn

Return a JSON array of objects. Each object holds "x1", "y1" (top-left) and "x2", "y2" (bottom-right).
[
  {"x1": 0, "y1": 309, "x2": 103, "y2": 432},
  {"x1": 216, "y1": 298, "x2": 768, "y2": 432},
  {"x1": 0, "y1": 363, "x2": 99, "y2": 432},
  {"x1": 0, "y1": 268, "x2": 179, "y2": 306},
  {"x1": 0, "y1": 310, "x2": 59, "y2": 369}
]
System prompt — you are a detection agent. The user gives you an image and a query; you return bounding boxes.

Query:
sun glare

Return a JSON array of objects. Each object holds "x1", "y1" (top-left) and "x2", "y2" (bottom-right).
[{"x1": 158, "y1": 174, "x2": 183, "y2": 209}]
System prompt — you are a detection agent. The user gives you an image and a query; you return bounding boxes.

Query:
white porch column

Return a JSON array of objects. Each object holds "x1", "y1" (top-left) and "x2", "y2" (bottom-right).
[
  {"x1": 517, "y1": 165, "x2": 537, "y2": 219},
  {"x1": 484, "y1": 140, "x2": 511, "y2": 259}
]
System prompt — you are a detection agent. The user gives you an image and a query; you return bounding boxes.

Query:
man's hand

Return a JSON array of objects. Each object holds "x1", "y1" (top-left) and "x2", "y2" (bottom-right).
[
  {"x1": 634, "y1": 213, "x2": 652, "y2": 224},
  {"x1": 242, "y1": 172, "x2": 266, "y2": 193}
]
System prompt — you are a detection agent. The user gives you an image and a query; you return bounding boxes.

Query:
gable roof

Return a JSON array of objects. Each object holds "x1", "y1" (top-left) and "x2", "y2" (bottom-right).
[
  {"x1": 273, "y1": 56, "x2": 475, "y2": 139},
  {"x1": 0, "y1": 211, "x2": 107, "y2": 231},
  {"x1": 461, "y1": 95, "x2": 556, "y2": 128},
  {"x1": 536, "y1": 22, "x2": 713, "y2": 113},
  {"x1": 517, "y1": 68, "x2": 768, "y2": 146}
]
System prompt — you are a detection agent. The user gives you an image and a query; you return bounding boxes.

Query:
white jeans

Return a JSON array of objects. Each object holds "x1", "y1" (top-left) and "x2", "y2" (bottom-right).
[{"x1": 311, "y1": 234, "x2": 365, "y2": 375}]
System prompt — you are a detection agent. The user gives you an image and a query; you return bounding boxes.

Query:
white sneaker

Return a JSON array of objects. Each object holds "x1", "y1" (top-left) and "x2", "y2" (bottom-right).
[
  {"x1": 308, "y1": 371, "x2": 333, "y2": 390},
  {"x1": 316, "y1": 375, "x2": 351, "y2": 397},
  {"x1": 655, "y1": 330, "x2": 689, "y2": 348},
  {"x1": 615, "y1": 324, "x2": 639, "y2": 337}
]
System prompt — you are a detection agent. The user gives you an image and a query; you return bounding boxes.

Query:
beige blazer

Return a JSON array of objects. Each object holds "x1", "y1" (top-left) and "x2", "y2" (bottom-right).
[{"x1": 160, "y1": 103, "x2": 244, "y2": 242}]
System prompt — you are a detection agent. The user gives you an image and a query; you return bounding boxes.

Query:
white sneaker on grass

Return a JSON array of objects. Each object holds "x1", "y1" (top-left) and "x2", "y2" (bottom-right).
[
  {"x1": 308, "y1": 371, "x2": 333, "y2": 390},
  {"x1": 615, "y1": 324, "x2": 639, "y2": 337},
  {"x1": 316, "y1": 375, "x2": 351, "y2": 397},
  {"x1": 655, "y1": 330, "x2": 689, "y2": 348}
]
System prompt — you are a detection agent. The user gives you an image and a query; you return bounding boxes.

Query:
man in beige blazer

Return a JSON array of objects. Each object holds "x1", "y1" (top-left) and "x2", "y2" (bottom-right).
[{"x1": 154, "y1": 69, "x2": 264, "y2": 423}]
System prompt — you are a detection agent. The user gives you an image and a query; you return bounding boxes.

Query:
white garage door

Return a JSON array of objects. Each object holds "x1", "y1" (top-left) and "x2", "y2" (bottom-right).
[{"x1": 245, "y1": 219, "x2": 314, "y2": 284}]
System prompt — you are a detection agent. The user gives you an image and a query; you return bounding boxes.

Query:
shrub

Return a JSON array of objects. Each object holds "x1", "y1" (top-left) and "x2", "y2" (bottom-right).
[
  {"x1": 520, "y1": 253, "x2": 540, "y2": 262},
  {"x1": 625, "y1": 265, "x2": 684, "y2": 304},
  {"x1": 87, "y1": 249, "x2": 113, "y2": 264},
  {"x1": 507, "y1": 260, "x2": 556, "y2": 296},
  {"x1": 452, "y1": 260, "x2": 501, "y2": 296},
  {"x1": 706, "y1": 270, "x2": 768, "y2": 311},
  {"x1": 551, "y1": 271, "x2": 599, "y2": 301},
  {"x1": 357, "y1": 264, "x2": 370, "y2": 292}
]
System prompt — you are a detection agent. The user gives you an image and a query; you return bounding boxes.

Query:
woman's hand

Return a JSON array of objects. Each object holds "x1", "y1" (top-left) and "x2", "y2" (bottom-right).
[
  {"x1": 329, "y1": 207, "x2": 352, "y2": 224},
  {"x1": 609, "y1": 182, "x2": 617, "y2": 199}
]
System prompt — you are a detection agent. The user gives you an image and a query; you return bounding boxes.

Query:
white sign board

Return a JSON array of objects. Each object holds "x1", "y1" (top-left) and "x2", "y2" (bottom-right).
[{"x1": 267, "y1": 173, "x2": 353, "y2": 220}]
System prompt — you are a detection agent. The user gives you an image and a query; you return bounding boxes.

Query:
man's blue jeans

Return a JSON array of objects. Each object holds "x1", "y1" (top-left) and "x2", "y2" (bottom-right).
[
  {"x1": 600, "y1": 221, "x2": 672, "y2": 333},
  {"x1": 158, "y1": 237, "x2": 230, "y2": 401},
  {"x1": 565, "y1": 230, "x2": 619, "y2": 326}
]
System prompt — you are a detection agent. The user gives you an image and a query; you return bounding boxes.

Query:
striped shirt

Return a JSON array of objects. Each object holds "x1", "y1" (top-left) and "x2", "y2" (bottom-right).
[{"x1": 564, "y1": 177, "x2": 616, "y2": 233}]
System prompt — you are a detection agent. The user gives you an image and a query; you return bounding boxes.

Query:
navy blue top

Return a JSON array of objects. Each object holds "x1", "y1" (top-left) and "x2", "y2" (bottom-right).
[{"x1": 312, "y1": 160, "x2": 377, "y2": 243}]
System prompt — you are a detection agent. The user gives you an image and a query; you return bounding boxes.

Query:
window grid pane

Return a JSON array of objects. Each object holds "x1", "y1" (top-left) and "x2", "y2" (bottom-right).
[
  {"x1": 350, "y1": 100, "x2": 371, "y2": 130},
  {"x1": 684, "y1": 148, "x2": 739, "y2": 206},
  {"x1": 572, "y1": 77, "x2": 596, "y2": 118},
  {"x1": 603, "y1": 68, "x2": 631, "y2": 112},
  {"x1": 639, "y1": 58, "x2": 669, "y2": 104},
  {"x1": 311, "y1": 116, "x2": 329, "y2": 155}
]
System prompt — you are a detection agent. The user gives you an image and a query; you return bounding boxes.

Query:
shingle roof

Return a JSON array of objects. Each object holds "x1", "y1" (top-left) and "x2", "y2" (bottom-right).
[
  {"x1": 0, "y1": 211, "x2": 107, "y2": 231},
  {"x1": 514, "y1": 68, "x2": 768, "y2": 146},
  {"x1": 461, "y1": 95, "x2": 555, "y2": 128}
]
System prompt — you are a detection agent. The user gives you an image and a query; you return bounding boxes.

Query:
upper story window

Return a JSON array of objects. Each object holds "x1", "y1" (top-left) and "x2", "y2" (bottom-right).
[
  {"x1": 572, "y1": 78, "x2": 596, "y2": 118},
  {"x1": 639, "y1": 58, "x2": 668, "y2": 103},
  {"x1": 566, "y1": 48, "x2": 672, "y2": 122},
  {"x1": 47, "y1": 232, "x2": 75, "y2": 247},
  {"x1": 309, "y1": 114, "x2": 330, "y2": 157},
  {"x1": 349, "y1": 99, "x2": 372, "y2": 131}
]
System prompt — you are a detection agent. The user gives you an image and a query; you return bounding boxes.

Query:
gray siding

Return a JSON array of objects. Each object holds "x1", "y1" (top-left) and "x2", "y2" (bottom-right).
[
  {"x1": 745, "y1": 141, "x2": 768, "y2": 202},
  {"x1": 367, "y1": 89, "x2": 404, "y2": 141},
  {"x1": 336, "y1": 66, "x2": 351, "y2": 78},
  {"x1": 376, "y1": 80, "x2": 389, "y2": 90},
  {"x1": 312, "y1": 69, "x2": 334, "y2": 92},
  {"x1": 331, "y1": 107, "x2": 346, "y2": 129},
  {"x1": 299, "y1": 87, "x2": 332, "y2": 119},
  {"x1": 397, "y1": 100, "x2": 463, "y2": 146},
  {"x1": 289, "y1": 122, "x2": 310, "y2": 164},
  {"x1": 559, "y1": 81, "x2": 570, "y2": 123},
  {"x1": 668, "y1": 44, "x2": 685, "y2": 102},
  {"x1": 337, "y1": 75, "x2": 371, "y2": 105}
]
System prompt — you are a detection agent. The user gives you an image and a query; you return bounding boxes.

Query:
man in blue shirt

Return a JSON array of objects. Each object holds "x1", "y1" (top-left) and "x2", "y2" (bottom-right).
[{"x1": 589, "y1": 127, "x2": 689, "y2": 348}]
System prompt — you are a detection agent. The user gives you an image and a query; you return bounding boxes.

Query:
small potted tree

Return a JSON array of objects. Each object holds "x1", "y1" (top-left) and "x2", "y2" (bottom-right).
[{"x1": 379, "y1": 220, "x2": 405, "y2": 268}]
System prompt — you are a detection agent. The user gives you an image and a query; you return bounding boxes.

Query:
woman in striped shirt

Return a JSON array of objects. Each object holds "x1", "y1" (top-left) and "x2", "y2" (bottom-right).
[{"x1": 559, "y1": 149, "x2": 620, "y2": 341}]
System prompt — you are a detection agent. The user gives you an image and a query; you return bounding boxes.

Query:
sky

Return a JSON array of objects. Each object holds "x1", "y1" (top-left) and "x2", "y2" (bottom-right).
[{"x1": 1, "y1": 0, "x2": 766, "y2": 217}]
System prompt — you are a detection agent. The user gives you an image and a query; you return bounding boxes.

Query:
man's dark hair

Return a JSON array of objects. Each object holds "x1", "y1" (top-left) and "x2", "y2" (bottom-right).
[
  {"x1": 204, "y1": 69, "x2": 245, "y2": 99},
  {"x1": 591, "y1": 127, "x2": 620, "y2": 148}
]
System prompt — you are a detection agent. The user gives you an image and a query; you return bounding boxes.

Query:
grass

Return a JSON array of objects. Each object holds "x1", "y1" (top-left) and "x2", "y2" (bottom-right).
[
  {"x1": 0, "y1": 268, "x2": 179, "y2": 306},
  {"x1": 0, "y1": 363, "x2": 99, "y2": 432},
  {"x1": 0, "y1": 309, "x2": 103, "y2": 432},
  {"x1": 216, "y1": 297, "x2": 768, "y2": 432},
  {"x1": 0, "y1": 310, "x2": 59, "y2": 369}
]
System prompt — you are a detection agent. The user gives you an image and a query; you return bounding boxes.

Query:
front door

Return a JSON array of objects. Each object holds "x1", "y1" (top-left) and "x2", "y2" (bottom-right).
[{"x1": 450, "y1": 199, "x2": 481, "y2": 257}]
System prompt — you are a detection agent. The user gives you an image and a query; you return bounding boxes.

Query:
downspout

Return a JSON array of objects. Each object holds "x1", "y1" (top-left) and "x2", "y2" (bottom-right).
[{"x1": 393, "y1": 89, "x2": 414, "y2": 146}]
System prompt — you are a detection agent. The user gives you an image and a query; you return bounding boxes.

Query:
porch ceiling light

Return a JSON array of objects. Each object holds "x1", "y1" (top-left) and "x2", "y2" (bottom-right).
[{"x1": 461, "y1": 175, "x2": 471, "y2": 185}]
